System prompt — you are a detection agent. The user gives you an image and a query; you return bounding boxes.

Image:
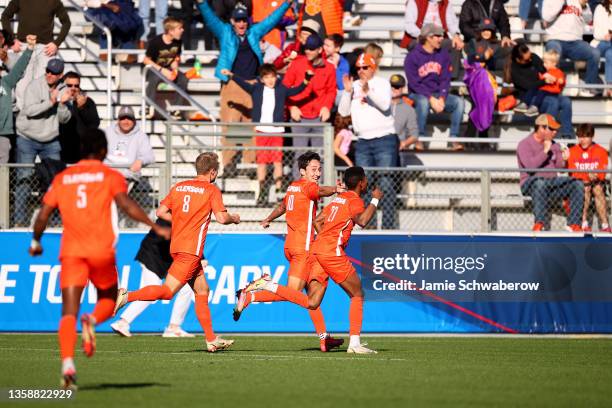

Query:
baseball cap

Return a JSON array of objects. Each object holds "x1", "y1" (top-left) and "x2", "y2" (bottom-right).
[
  {"x1": 304, "y1": 33, "x2": 323, "y2": 50},
  {"x1": 46, "y1": 58, "x2": 64, "y2": 75},
  {"x1": 420, "y1": 23, "x2": 444, "y2": 38},
  {"x1": 231, "y1": 4, "x2": 249, "y2": 20},
  {"x1": 301, "y1": 19, "x2": 321, "y2": 36},
  {"x1": 389, "y1": 74, "x2": 406, "y2": 88},
  {"x1": 535, "y1": 114, "x2": 561, "y2": 130},
  {"x1": 356, "y1": 53, "x2": 377, "y2": 69},
  {"x1": 118, "y1": 106, "x2": 136, "y2": 120},
  {"x1": 478, "y1": 18, "x2": 496, "y2": 32}
]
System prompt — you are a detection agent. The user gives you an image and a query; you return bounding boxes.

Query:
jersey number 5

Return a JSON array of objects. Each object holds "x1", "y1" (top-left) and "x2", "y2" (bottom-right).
[
  {"x1": 76, "y1": 184, "x2": 87, "y2": 208},
  {"x1": 182, "y1": 195, "x2": 191, "y2": 212}
]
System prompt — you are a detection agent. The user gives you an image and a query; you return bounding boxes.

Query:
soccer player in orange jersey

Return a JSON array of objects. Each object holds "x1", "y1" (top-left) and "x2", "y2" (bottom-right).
[
  {"x1": 29, "y1": 129, "x2": 169, "y2": 389},
  {"x1": 232, "y1": 152, "x2": 345, "y2": 352},
  {"x1": 241, "y1": 166, "x2": 382, "y2": 354},
  {"x1": 114, "y1": 152, "x2": 240, "y2": 352}
]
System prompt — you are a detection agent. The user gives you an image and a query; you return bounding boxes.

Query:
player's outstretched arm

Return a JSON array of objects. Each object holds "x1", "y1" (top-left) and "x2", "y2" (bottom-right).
[
  {"x1": 29, "y1": 204, "x2": 54, "y2": 256},
  {"x1": 215, "y1": 210, "x2": 240, "y2": 225},
  {"x1": 353, "y1": 187, "x2": 384, "y2": 228},
  {"x1": 115, "y1": 192, "x2": 170, "y2": 238},
  {"x1": 260, "y1": 201, "x2": 286, "y2": 228},
  {"x1": 318, "y1": 180, "x2": 346, "y2": 198}
]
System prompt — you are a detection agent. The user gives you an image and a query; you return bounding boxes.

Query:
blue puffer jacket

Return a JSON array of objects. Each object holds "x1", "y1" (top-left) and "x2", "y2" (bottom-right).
[{"x1": 197, "y1": 0, "x2": 291, "y2": 82}]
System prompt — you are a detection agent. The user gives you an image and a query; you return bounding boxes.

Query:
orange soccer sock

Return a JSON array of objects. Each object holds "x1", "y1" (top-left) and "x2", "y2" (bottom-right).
[
  {"x1": 58, "y1": 315, "x2": 77, "y2": 360},
  {"x1": 308, "y1": 307, "x2": 327, "y2": 337},
  {"x1": 92, "y1": 298, "x2": 115, "y2": 325},
  {"x1": 349, "y1": 296, "x2": 364, "y2": 336},
  {"x1": 252, "y1": 291, "x2": 285, "y2": 303},
  {"x1": 128, "y1": 285, "x2": 173, "y2": 302},
  {"x1": 195, "y1": 295, "x2": 217, "y2": 342},
  {"x1": 274, "y1": 285, "x2": 309, "y2": 309}
]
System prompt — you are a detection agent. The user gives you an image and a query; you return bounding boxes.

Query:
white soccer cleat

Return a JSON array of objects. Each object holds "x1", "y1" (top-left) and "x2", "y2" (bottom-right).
[
  {"x1": 233, "y1": 289, "x2": 249, "y2": 321},
  {"x1": 113, "y1": 288, "x2": 128, "y2": 317},
  {"x1": 110, "y1": 319, "x2": 132, "y2": 337},
  {"x1": 206, "y1": 336, "x2": 235, "y2": 352},
  {"x1": 347, "y1": 344, "x2": 378, "y2": 354},
  {"x1": 162, "y1": 326, "x2": 195, "y2": 338},
  {"x1": 243, "y1": 274, "x2": 272, "y2": 293}
]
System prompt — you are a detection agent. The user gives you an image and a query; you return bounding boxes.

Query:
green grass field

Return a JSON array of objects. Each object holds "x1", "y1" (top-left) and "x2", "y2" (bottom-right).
[{"x1": 1, "y1": 334, "x2": 611, "y2": 408}]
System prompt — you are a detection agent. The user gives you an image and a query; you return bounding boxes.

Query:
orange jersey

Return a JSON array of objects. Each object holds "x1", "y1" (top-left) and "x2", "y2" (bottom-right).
[
  {"x1": 160, "y1": 179, "x2": 225, "y2": 257},
  {"x1": 311, "y1": 191, "x2": 365, "y2": 256},
  {"x1": 283, "y1": 179, "x2": 320, "y2": 251},
  {"x1": 567, "y1": 143, "x2": 609, "y2": 182},
  {"x1": 539, "y1": 67, "x2": 565, "y2": 94},
  {"x1": 42, "y1": 159, "x2": 127, "y2": 259}
]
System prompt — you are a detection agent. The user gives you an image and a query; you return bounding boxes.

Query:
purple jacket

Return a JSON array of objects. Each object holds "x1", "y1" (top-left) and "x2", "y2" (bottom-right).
[
  {"x1": 404, "y1": 44, "x2": 452, "y2": 98},
  {"x1": 517, "y1": 134, "x2": 565, "y2": 186},
  {"x1": 464, "y1": 61, "x2": 495, "y2": 131}
]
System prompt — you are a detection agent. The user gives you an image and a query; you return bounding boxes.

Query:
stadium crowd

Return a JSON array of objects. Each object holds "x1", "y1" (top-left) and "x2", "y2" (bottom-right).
[{"x1": 1, "y1": 0, "x2": 611, "y2": 231}]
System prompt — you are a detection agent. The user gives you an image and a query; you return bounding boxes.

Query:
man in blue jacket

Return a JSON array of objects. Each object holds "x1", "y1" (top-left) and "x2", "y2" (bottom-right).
[{"x1": 197, "y1": 0, "x2": 293, "y2": 173}]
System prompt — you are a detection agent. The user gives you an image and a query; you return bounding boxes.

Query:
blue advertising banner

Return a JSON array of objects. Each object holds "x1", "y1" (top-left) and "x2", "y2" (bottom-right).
[{"x1": 1, "y1": 231, "x2": 611, "y2": 333}]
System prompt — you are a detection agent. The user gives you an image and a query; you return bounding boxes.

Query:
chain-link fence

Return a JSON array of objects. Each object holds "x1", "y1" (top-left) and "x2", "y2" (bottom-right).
[
  {"x1": 333, "y1": 166, "x2": 612, "y2": 233},
  {"x1": 0, "y1": 164, "x2": 164, "y2": 230}
]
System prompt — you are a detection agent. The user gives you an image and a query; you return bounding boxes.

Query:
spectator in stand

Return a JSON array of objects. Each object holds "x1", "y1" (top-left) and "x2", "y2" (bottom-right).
[
  {"x1": 260, "y1": 39, "x2": 282, "y2": 63},
  {"x1": 404, "y1": 24, "x2": 465, "y2": 151},
  {"x1": 517, "y1": 114, "x2": 583, "y2": 232},
  {"x1": 138, "y1": 0, "x2": 168, "y2": 47},
  {"x1": 253, "y1": 0, "x2": 296, "y2": 52},
  {"x1": 104, "y1": 106, "x2": 156, "y2": 214},
  {"x1": 465, "y1": 18, "x2": 508, "y2": 71},
  {"x1": 221, "y1": 64, "x2": 310, "y2": 204},
  {"x1": 273, "y1": 19, "x2": 320, "y2": 73},
  {"x1": 459, "y1": 0, "x2": 513, "y2": 47},
  {"x1": 210, "y1": 0, "x2": 253, "y2": 22},
  {"x1": 402, "y1": 0, "x2": 464, "y2": 77},
  {"x1": 343, "y1": 0, "x2": 362, "y2": 27},
  {"x1": 346, "y1": 42, "x2": 384, "y2": 78},
  {"x1": 298, "y1": 0, "x2": 343, "y2": 37},
  {"x1": 390, "y1": 74, "x2": 422, "y2": 159},
  {"x1": 143, "y1": 17, "x2": 188, "y2": 119},
  {"x1": 86, "y1": 0, "x2": 142, "y2": 63},
  {"x1": 58, "y1": 72, "x2": 101, "y2": 164},
  {"x1": 283, "y1": 33, "x2": 336, "y2": 178},
  {"x1": 543, "y1": 0, "x2": 601, "y2": 94},
  {"x1": 592, "y1": 0, "x2": 612, "y2": 97},
  {"x1": 1, "y1": 0, "x2": 71, "y2": 110},
  {"x1": 323, "y1": 33, "x2": 349, "y2": 106},
  {"x1": 506, "y1": 42, "x2": 575, "y2": 139},
  {"x1": 14, "y1": 58, "x2": 71, "y2": 226},
  {"x1": 518, "y1": 0, "x2": 544, "y2": 29},
  {"x1": 333, "y1": 114, "x2": 354, "y2": 167},
  {"x1": 0, "y1": 34, "x2": 35, "y2": 164},
  {"x1": 531, "y1": 50, "x2": 566, "y2": 108},
  {"x1": 338, "y1": 53, "x2": 399, "y2": 229},
  {"x1": 567, "y1": 124, "x2": 611, "y2": 232},
  {"x1": 197, "y1": 0, "x2": 293, "y2": 173}
]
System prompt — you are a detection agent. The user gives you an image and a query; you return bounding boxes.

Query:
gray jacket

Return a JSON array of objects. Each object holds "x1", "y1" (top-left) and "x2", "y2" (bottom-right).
[
  {"x1": 104, "y1": 123, "x2": 155, "y2": 179},
  {"x1": 16, "y1": 76, "x2": 71, "y2": 142},
  {"x1": 392, "y1": 98, "x2": 418, "y2": 141},
  {"x1": 0, "y1": 48, "x2": 32, "y2": 136}
]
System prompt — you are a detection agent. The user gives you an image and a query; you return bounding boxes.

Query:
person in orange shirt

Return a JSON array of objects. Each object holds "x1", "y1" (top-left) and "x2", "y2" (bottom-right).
[
  {"x1": 233, "y1": 151, "x2": 344, "y2": 351},
  {"x1": 241, "y1": 166, "x2": 383, "y2": 354},
  {"x1": 567, "y1": 124, "x2": 611, "y2": 232},
  {"x1": 114, "y1": 152, "x2": 240, "y2": 352},
  {"x1": 532, "y1": 49, "x2": 566, "y2": 110},
  {"x1": 29, "y1": 129, "x2": 169, "y2": 389}
]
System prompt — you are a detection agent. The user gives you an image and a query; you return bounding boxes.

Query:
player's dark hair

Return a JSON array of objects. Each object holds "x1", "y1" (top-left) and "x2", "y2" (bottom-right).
[
  {"x1": 196, "y1": 152, "x2": 220, "y2": 175},
  {"x1": 297, "y1": 152, "x2": 321, "y2": 170},
  {"x1": 259, "y1": 63, "x2": 277, "y2": 77},
  {"x1": 63, "y1": 71, "x2": 81, "y2": 81},
  {"x1": 344, "y1": 166, "x2": 365, "y2": 190},
  {"x1": 327, "y1": 33, "x2": 344, "y2": 49},
  {"x1": 80, "y1": 128, "x2": 108, "y2": 159}
]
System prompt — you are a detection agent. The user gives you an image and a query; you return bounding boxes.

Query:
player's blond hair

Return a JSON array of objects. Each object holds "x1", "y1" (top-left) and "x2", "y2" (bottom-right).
[
  {"x1": 543, "y1": 49, "x2": 560, "y2": 66},
  {"x1": 195, "y1": 152, "x2": 219, "y2": 175},
  {"x1": 163, "y1": 17, "x2": 183, "y2": 33}
]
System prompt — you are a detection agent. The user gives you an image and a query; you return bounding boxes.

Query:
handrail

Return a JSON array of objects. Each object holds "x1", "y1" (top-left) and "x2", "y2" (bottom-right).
[
  {"x1": 141, "y1": 64, "x2": 215, "y2": 131},
  {"x1": 65, "y1": 0, "x2": 113, "y2": 120},
  {"x1": 350, "y1": 166, "x2": 612, "y2": 173}
]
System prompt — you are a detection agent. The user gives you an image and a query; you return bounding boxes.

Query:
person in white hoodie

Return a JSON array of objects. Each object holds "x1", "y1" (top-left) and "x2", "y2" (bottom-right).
[
  {"x1": 338, "y1": 53, "x2": 398, "y2": 229},
  {"x1": 543, "y1": 0, "x2": 601, "y2": 91},
  {"x1": 592, "y1": 0, "x2": 612, "y2": 96}
]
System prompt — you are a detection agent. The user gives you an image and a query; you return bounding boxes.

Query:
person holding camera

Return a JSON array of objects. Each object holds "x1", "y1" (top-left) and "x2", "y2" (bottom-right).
[{"x1": 14, "y1": 57, "x2": 71, "y2": 227}]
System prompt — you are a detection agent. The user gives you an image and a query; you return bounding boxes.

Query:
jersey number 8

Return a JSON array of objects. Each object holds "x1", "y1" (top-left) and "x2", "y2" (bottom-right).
[{"x1": 182, "y1": 195, "x2": 191, "y2": 212}]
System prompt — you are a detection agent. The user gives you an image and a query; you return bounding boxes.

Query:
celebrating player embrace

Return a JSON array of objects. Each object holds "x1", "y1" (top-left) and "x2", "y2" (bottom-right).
[
  {"x1": 241, "y1": 166, "x2": 382, "y2": 354},
  {"x1": 114, "y1": 152, "x2": 239, "y2": 352},
  {"x1": 233, "y1": 152, "x2": 345, "y2": 352}
]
